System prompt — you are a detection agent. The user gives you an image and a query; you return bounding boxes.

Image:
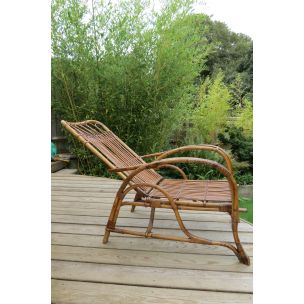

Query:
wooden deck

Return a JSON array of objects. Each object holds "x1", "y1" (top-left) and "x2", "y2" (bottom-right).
[{"x1": 52, "y1": 171, "x2": 253, "y2": 304}]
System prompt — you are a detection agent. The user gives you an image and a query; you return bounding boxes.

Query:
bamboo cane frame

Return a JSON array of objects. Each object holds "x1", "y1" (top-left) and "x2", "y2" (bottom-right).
[
  {"x1": 61, "y1": 120, "x2": 250, "y2": 265},
  {"x1": 103, "y1": 157, "x2": 249, "y2": 265}
]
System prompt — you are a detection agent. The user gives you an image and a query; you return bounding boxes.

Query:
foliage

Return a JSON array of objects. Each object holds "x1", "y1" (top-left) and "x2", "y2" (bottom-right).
[
  {"x1": 239, "y1": 197, "x2": 253, "y2": 223},
  {"x1": 188, "y1": 72, "x2": 231, "y2": 144},
  {"x1": 218, "y1": 126, "x2": 252, "y2": 165},
  {"x1": 185, "y1": 71, "x2": 253, "y2": 184},
  {"x1": 236, "y1": 173, "x2": 253, "y2": 185},
  {"x1": 51, "y1": 0, "x2": 253, "y2": 184},
  {"x1": 52, "y1": 0, "x2": 207, "y2": 176},
  {"x1": 229, "y1": 74, "x2": 249, "y2": 110},
  {"x1": 235, "y1": 99, "x2": 253, "y2": 137},
  {"x1": 157, "y1": 149, "x2": 226, "y2": 181},
  {"x1": 198, "y1": 15, "x2": 253, "y2": 96},
  {"x1": 218, "y1": 125, "x2": 253, "y2": 184}
]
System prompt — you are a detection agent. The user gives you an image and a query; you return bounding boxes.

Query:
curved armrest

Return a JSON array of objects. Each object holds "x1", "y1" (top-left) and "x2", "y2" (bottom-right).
[{"x1": 154, "y1": 145, "x2": 233, "y2": 173}]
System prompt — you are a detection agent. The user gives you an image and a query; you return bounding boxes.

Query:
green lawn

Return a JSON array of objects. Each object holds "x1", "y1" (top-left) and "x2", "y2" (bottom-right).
[{"x1": 239, "y1": 197, "x2": 253, "y2": 224}]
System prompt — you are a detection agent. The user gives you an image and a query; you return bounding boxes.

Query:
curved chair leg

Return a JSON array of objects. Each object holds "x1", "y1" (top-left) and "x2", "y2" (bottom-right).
[
  {"x1": 103, "y1": 196, "x2": 122, "y2": 244},
  {"x1": 231, "y1": 220, "x2": 250, "y2": 265},
  {"x1": 171, "y1": 203, "x2": 250, "y2": 265}
]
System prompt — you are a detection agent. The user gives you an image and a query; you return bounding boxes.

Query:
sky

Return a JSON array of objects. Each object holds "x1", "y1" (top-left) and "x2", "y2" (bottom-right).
[
  {"x1": 193, "y1": 0, "x2": 254, "y2": 38},
  {"x1": 106, "y1": 0, "x2": 254, "y2": 38},
  {"x1": 90, "y1": 0, "x2": 254, "y2": 38}
]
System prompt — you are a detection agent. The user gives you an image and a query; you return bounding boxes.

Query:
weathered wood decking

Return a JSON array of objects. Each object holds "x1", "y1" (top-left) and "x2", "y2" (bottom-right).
[{"x1": 51, "y1": 171, "x2": 253, "y2": 303}]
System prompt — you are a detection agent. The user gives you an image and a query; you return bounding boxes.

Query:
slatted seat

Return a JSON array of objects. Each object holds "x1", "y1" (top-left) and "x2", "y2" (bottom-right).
[
  {"x1": 62, "y1": 119, "x2": 250, "y2": 265},
  {"x1": 150, "y1": 179, "x2": 231, "y2": 203}
]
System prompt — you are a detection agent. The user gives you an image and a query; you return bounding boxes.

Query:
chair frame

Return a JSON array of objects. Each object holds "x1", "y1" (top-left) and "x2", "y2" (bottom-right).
[{"x1": 61, "y1": 120, "x2": 250, "y2": 265}]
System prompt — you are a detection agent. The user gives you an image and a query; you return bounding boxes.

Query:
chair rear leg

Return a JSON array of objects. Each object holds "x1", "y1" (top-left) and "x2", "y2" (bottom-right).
[
  {"x1": 130, "y1": 191, "x2": 143, "y2": 213},
  {"x1": 145, "y1": 207, "x2": 155, "y2": 236},
  {"x1": 130, "y1": 205, "x2": 136, "y2": 213}
]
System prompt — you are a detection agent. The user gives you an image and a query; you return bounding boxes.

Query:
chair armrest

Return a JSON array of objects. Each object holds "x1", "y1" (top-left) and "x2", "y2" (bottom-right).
[{"x1": 155, "y1": 145, "x2": 233, "y2": 173}]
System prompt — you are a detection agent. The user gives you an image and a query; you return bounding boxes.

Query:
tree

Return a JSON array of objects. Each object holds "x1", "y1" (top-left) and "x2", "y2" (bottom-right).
[
  {"x1": 229, "y1": 74, "x2": 249, "y2": 109},
  {"x1": 197, "y1": 15, "x2": 253, "y2": 95}
]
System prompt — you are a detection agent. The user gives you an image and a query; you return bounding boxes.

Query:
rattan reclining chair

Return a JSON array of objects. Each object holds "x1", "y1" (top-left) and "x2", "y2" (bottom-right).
[{"x1": 62, "y1": 120, "x2": 250, "y2": 265}]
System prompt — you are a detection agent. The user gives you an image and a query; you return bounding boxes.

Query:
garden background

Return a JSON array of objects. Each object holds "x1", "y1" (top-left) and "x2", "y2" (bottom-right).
[{"x1": 51, "y1": 0, "x2": 253, "y2": 221}]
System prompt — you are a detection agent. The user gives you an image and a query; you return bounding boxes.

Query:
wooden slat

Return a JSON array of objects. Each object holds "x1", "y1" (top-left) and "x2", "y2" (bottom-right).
[
  {"x1": 51, "y1": 191, "x2": 132, "y2": 199},
  {"x1": 51, "y1": 178, "x2": 121, "y2": 184},
  {"x1": 51, "y1": 206, "x2": 232, "y2": 220},
  {"x1": 52, "y1": 233, "x2": 253, "y2": 256},
  {"x1": 52, "y1": 186, "x2": 123, "y2": 192},
  {"x1": 52, "y1": 279, "x2": 253, "y2": 304},
  {"x1": 52, "y1": 244, "x2": 252, "y2": 272},
  {"x1": 51, "y1": 203, "x2": 252, "y2": 225},
  {"x1": 51, "y1": 223, "x2": 252, "y2": 243},
  {"x1": 51, "y1": 200, "x2": 235, "y2": 218},
  {"x1": 52, "y1": 175, "x2": 120, "y2": 181},
  {"x1": 52, "y1": 260, "x2": 252, "y2": 293},
  {"x1": 51, "y1": 214, "x2": 252, "y2": 232}
]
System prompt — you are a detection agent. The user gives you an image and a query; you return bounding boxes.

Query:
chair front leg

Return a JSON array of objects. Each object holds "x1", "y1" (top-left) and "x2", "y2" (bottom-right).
[
  {"x1": 231, "y1": 216, "x2": 251, "y2": 265},
  {"x1": 103, "y1": 195, "x2": 123, "y2": 244},
  {"x1": 230, "y1": 195, "x2": 251, "y2": 265}
]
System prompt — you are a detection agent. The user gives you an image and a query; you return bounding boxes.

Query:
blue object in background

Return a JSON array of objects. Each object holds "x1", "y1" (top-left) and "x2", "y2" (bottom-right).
[{"x1": 51, "y1": 142, "x2": 57, "y2": 160}]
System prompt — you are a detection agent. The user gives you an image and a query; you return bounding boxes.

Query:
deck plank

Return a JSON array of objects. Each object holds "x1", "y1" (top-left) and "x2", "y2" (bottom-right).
[
  {"x1": 51, "y1": 214, "x2": 252, "y2": 232},
  {"x1": 51, "y1": 206, "x2": 239, "y2": 220},
  {"x1": 52, "y1": 260, "x2": 252, "y2": 293},
  {"x1": 52, "y1": 279, "x2": 253, "y2": 304},
  {"x1": 52, "y1": 173, "x2": 253, "y2": 303},
  {"x1": 52, "y1": 232, "x2": 253, "y2": 256},
  {"x1": 52, "y1": 244, "x2": 253, "y2": 272},
  {"x1": 51, "y1": 222, "x2": 252, "y2": 243}
]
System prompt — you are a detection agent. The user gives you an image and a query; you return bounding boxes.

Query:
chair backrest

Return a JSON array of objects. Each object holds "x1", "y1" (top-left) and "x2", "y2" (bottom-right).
[{"x1": 61, "y1": 120, "x2": 162, "y2": 194}]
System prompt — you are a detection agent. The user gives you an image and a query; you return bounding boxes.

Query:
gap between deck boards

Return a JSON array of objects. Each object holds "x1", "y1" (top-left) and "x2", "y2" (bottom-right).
[{"x1": 52, "y1": 174, "x2": 253, "y2": 301}]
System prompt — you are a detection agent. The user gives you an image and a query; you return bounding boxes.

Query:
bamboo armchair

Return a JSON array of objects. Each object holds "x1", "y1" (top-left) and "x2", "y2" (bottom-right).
[{"x1": 61, "y1": 120, "x2": 250, "y2": 265}]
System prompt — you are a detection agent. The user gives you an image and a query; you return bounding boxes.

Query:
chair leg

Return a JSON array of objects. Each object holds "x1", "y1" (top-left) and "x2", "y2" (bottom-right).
[
  {"x1": 103, "y1": 197, "x2": 122, "y2": 244},
  {"x1": 231, "y1": 219, "x2": 250, "y2": 265},
  {"x1": 145, "y1": 207, "x2": 155, "y2": 236},
  {"x1": 130, "y1": 191, "x2": 143, "y2": 213},
  {"x1": 130, "y1": 205, "x2": 136, "y2": 213},
  {"x1": 103, "y1": 229, "x2": 111, "y2": 244}
]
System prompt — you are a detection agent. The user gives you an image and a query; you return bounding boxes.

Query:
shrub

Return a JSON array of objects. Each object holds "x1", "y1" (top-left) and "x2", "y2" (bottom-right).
[
  {"x1": 52, "y1": 0, "x2": 207, "y2": 175},
  {"x1": 188, "y1": 72, "x2": 231, "y2": 144},
  {"x1": 235, "y1": 99, "x2": 253, "y2": 137},
  {"x1": 218, "y1": 125, "x2": 253, "y2": 184}
]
